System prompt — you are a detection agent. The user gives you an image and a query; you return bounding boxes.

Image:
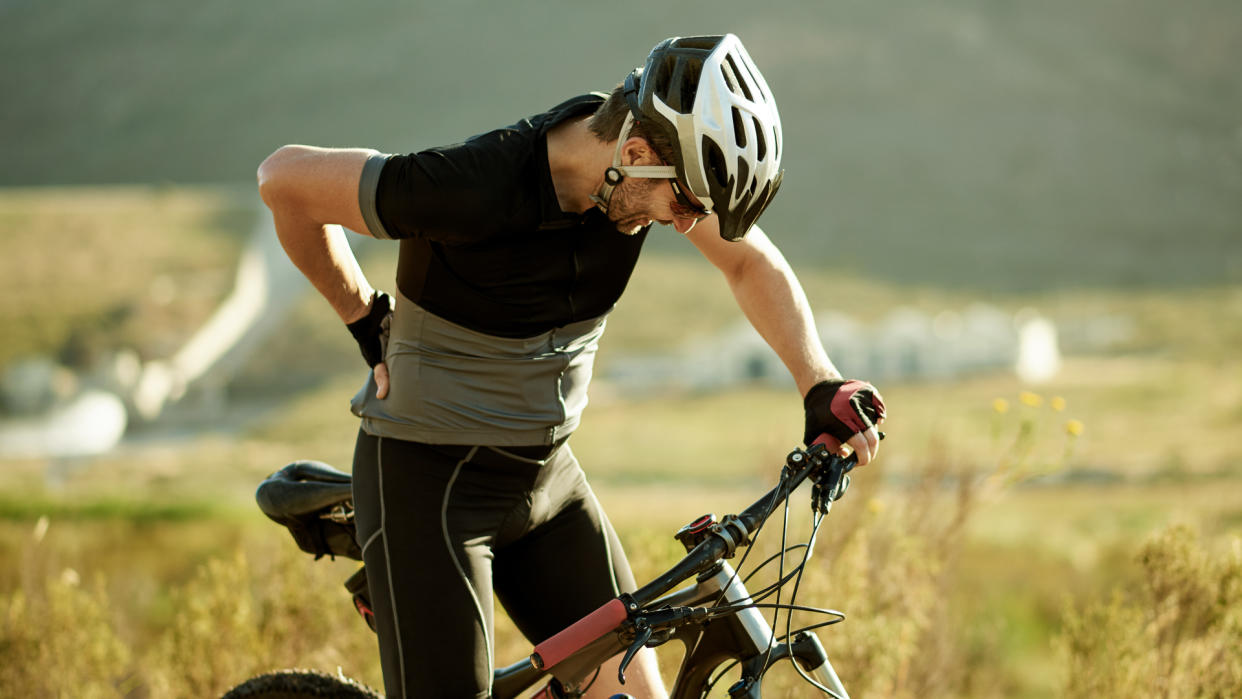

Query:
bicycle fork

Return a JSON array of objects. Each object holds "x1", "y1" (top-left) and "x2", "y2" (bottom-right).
[{"x1": 665, "y1": 563, "x2": 850, "y2": 698}]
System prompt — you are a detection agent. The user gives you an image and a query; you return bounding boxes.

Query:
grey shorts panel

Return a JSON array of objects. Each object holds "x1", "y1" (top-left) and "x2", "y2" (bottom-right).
[{"x1": 351, "y1": 291, "x2": 606, "y2": 446}]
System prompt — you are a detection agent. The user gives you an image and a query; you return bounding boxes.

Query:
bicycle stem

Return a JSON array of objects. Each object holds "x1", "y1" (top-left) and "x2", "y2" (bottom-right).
[{"x1": 628, "y1": 445, "x2": 854, "y2": 608}]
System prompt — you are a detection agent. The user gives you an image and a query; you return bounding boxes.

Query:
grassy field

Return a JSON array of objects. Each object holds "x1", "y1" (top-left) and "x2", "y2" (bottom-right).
[
  {"x1": 0, "y1": 186, "x2": 254, "y2": 370},
  {"x1": 2, "y1": 375, "x2": 1238, "y2": 697},
  {"x1": 3, "y1": 5, "x2": 1240, "y2": 694},
  {"x1": 1, "y1": 185, "x2": 1240, "y2": 696}
]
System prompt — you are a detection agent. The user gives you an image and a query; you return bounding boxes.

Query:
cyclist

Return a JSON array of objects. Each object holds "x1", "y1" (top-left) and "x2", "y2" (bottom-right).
[{"x1": 257, "y1": 34, "x2": 885, "y2": 699}]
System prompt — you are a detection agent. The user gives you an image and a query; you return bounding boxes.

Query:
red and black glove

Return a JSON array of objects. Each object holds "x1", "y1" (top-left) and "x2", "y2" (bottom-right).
[
  {"x1": 346, "y1": 291, "x2": 393, "y2": 368},
  {"x1": 803, "y1": 379, "x2": 887, "y2": 449}
]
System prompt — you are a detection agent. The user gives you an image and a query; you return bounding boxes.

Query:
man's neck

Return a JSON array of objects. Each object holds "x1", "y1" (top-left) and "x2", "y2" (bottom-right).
[{"x1": 546, "y1": 116, "x2": 614, "y2": 215}]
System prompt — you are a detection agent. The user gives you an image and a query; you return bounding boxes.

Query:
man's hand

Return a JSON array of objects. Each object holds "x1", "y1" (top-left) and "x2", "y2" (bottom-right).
[
  {"x1": 803, "y1": 379, "x2": 886, "y2": 466},
  {"x1": 347, "y1": 291, "x2": 393, "y2": 399}
]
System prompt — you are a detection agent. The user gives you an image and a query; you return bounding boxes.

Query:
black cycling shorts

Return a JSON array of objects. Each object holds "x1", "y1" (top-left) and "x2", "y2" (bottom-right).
[{"x1": 350, "y1": 430, "x2": 636, "y2": 699}]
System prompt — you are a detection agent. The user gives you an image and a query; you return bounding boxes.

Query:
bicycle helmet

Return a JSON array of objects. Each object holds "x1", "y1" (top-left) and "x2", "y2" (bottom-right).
[{"x1": 609, "y1": 34, "x2": 784, "y2": 241}]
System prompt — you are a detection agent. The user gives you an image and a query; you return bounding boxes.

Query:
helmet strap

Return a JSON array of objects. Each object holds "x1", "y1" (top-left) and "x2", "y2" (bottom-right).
[{"x1": 589, "y1": 113, "x2": 676, "y2": 213}]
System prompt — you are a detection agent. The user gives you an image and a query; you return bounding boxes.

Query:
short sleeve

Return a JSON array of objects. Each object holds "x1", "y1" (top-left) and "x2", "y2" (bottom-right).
[
  {"x1": 357, "y1": 153, "x2": 394, "y2": 239},
  {"x1": 364, "y1": 126, "x2": 541, "y2": 244}
]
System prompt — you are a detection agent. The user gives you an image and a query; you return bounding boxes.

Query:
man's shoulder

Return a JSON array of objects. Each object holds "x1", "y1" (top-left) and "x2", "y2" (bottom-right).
[
  {"x1": 488, "y1": 92, "x2": 606, "y2": 138},
  {"x1": 541, "y1": 92, "x2": 608, "y2": 123},
  {"x1": 424, "y1": 93, "x2": 605, "y2": 158}
]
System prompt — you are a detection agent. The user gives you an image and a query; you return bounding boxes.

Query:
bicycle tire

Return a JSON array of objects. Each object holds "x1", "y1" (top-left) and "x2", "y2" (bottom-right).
[{"x1": 220, "y1": 669, "x2": 381, "y2": 699}]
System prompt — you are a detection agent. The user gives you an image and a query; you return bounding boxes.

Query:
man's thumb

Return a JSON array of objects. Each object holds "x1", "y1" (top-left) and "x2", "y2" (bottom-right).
[{"x1": 375, "y1": 362, "x2": 390, "y2": 400}]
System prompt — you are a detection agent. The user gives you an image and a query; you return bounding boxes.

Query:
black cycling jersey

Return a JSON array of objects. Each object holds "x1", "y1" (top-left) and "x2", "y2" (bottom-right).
[
  {"x1": 349, "y1": 95, "x2": 649, "y2": 697},
  {"x1": 369, "y1": 94, "x2": 650, "y2": 338}
]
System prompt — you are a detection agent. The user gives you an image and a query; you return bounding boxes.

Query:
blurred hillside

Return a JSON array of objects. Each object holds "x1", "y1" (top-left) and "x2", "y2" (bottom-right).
[{"x1": 2, "y1": 0, "x2": 1239, "y2": 291}]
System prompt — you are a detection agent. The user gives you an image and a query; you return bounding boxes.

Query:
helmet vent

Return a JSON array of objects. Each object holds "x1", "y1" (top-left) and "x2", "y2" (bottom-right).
[
  {"x1": 731, "y1": 108, "x2": 747, "y2": 149},
  {"x1": 723, "y1": 54, "x2": 754, "y2": 101},
  {"x1": 736, "y1": 158, "x2": 751, "y2": 195},
  {"x1": 663, "y1": 57, "x2": 701, "y2": 112},
  {"x1": 753, "y1": 117, "x2": 767, "y2": 161},
  {"x1": 737, "y1": 56, "x2": 767, "y2": 102},
  {"x1": 720, "y1": 64, "x2": 737, "y2": 95},
  {"x1": 702, "y1": 136, "x2": 729, "y2": 188},
  {"x1": 653, "y1": 57, "x2": 675, "y2": 107}
]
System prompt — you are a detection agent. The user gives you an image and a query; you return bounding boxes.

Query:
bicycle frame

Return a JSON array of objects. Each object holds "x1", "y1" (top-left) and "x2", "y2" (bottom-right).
[
  {"x1": 494, "y1": 561, "x2": 850, "y2": 698},
  {"x1": 249, "y1": 443, "x2": 856, "y2": 699},
  {"x1": 495, "y1": 444, "x2": 856, "y2": 698}
]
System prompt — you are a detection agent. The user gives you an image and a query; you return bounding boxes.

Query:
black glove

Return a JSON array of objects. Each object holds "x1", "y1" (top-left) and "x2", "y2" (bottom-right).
[
  {"x1": 803, "y1": 379, "x2": 886, "y2": 447},
  {"x1": 346, "y1": 291, "x2": 393, "y2": 368}
]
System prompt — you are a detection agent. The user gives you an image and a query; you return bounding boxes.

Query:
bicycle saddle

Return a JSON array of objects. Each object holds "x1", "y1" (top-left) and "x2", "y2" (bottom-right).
[{"x1": 256, "y1": 460, "x2": 354, "y2": 520}]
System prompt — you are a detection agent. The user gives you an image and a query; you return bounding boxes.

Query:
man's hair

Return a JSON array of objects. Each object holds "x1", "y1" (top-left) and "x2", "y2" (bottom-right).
[{"x1": 587, "y1": 82, "x2": 683, "y2": 170}]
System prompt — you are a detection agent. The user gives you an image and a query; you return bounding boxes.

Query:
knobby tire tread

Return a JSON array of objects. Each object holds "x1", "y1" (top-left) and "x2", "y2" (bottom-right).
[{"x1": 220, "y1": 669, "x2": 381, "y2": 699}]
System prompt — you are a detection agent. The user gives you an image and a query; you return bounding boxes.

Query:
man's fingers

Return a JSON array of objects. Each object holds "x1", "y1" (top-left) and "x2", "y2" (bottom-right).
[
  {"x1": 848, "y1": 427, "x2": 882, "y2": 466},
  {"x1": 812, "y1": 433, "x2": 849, "y2": 457},
  {"x1": 863, "y1": 426, "x2": 880, "y2": 452},
  {"x1": 374, "y1": 362, "x2": 390, "y2": 400},
  {"x1": 815, "y1": 430, "x2": 882, "y2": 465}
]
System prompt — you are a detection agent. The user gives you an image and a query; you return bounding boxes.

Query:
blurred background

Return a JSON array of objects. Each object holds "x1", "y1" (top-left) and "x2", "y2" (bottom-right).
[{"x1": 1, "y1": 1, "x2": 1239, "y2": 697}]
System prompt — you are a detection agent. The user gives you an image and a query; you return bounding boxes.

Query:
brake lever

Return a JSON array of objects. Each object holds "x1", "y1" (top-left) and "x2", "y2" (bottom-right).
[
  {"x1": 615, "y1": 606, "x2": 709, "y2": 684},
  {"x1": 616, "y1": 622, "x2": 653, "y2": 685},
  {"x1": 811, "y1": 459, "x2": 851, "y2": 515},
  {"x1": 809, "y1": 432, "x2": 883, "y2": 514}
]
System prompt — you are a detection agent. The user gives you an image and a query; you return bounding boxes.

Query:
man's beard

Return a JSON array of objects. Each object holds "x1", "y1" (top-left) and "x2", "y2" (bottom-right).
[{"x1": 604, "y1": 177, "x2": 659, "y2": 235}]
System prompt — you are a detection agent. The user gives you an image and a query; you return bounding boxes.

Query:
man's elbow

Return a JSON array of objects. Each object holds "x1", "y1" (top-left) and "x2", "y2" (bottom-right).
[{"x1": 256, "y1": 144, "x2": 308, "y2": 209}]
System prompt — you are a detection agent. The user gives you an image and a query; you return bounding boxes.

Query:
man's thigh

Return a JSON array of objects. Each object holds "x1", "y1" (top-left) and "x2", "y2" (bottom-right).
[
  {"x1": 353, "y1": 433, "x2": 513, "y2": 698},
  {"x1": 491, "y1": 445, "x2": 638, "y2": 645}
]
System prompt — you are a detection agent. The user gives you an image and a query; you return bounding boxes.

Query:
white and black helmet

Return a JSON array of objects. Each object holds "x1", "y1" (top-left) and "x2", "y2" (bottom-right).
[{"x1": 625, "y1": 34, "x2": 784, "y2": 241}]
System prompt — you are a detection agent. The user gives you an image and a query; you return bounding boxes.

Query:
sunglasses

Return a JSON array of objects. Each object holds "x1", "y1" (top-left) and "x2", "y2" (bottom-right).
[{"x1": 668, "y1": 179, "x2": 711, "y2": 222}]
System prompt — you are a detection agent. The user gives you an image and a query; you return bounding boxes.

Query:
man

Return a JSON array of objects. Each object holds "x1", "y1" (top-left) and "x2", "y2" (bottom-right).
[{"x1": 258, "y1": 34, "x2": 884, "y2": 699}]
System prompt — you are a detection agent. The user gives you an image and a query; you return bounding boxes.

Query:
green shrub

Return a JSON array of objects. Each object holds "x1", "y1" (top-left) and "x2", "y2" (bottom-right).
[{"x1": 1059, "y1": 524, "x2": 1242, "y2": 698}]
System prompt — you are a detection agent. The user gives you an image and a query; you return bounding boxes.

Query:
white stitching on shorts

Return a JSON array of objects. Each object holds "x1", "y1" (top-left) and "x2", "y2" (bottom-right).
[
  {"x1": 377, "y1": 437, "x2": 408, "y2": 696},
  {"x1": 442, "y1": 447, "x2": 494, "y2": 685}
]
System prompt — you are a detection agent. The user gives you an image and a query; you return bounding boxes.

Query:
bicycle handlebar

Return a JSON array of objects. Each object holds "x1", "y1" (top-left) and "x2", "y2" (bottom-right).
[
  {"x1": 531, "y1": 443, "x2": 858, "y2": 676},
  {"x1": 630, "y1": 444, "x2": 855, "y2": 608}
]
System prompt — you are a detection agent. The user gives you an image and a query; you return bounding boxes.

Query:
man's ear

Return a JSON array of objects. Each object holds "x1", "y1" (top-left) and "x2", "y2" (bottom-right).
[{"x1": 620, "y1": 137, "x2": 659, "y2": 166}]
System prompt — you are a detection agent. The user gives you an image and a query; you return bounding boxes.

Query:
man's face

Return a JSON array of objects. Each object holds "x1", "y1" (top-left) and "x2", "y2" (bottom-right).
[{"x1": 605, "y1": 177, "x2": 709, "y2": 236}]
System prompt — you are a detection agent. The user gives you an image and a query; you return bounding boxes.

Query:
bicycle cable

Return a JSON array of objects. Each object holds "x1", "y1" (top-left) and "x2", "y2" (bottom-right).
[
  {"x1": 742, "y1": 544, "x2": 811, "y2": 584},
  {"x1": 785, "y1": 511, "x2": 838, "y2": 695},
  {"x1": 697, "y1": 506, "x2": 848, "y2": 696},
  {"x1": 706, "y1": 465, "x2": 792, "y2": 611},
  {"x1": 693, "y1": 456, "x2": 851, "y2": 696},
  {"x1": 758, "y1": 484, "x2": 796, "y2": 677}
]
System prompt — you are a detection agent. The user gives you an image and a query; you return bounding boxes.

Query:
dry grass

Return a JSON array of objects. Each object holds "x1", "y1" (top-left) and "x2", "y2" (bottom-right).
[
  {"x1": 1059, "y1": 525, "x2": 1242, "y2": 698},
  {"x1": 5, "y1": 379, "x2": 1237, "y2": 699},
  {"x1": 1, "y1": 185, "x2": 1239, "y2": 697}
]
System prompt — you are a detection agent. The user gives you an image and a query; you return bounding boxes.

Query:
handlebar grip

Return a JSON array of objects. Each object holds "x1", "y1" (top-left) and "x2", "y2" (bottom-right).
[
  {"x1": 810, "y1": 433, "x2": 837, "y2": 449},
  {"x1": 530, "y1": 597, "x2": 628, "y2": 671},
  {"x1": 811, "y1": 429, "x2": 886, "y2": 452}
]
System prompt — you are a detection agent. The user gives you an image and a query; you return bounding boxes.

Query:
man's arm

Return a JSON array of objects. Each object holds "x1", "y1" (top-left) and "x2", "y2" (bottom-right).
[
  {"x1": 686, "y1": 222, "x2": 838, "y2": 394},
  {"x1": 686, "y1": 220, "x2": 882, "y2": 464},
  {"x1": 257, "y1": 145, "x2": 391, "y2": 397}
]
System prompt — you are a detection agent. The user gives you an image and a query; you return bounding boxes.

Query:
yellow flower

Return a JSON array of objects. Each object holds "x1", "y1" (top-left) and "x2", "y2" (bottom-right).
[
  {"x1": 992, "y1": 398, "x2": 1010, "y2": 414},
  {"x1": 1019, "y1": 391, "x2": 1043, "y2": 407},
  {"x1": 867, "y1": 498, "x2": 885, "y2": 515},
  {"x1": 1051, "y1": 396, "x2": 1066, "y2": 412},
  {"x1": 1065, "y1": 419, "x2": 1084, "y2": 437}
]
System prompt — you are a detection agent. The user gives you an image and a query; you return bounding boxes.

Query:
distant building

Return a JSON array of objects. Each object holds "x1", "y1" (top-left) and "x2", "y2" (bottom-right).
[{"x1": 603, "y1": 304, "x2": 1064, "y2": 394}]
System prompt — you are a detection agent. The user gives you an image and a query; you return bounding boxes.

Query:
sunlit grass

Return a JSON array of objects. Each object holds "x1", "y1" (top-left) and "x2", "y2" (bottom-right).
[
  {"x1": 1, "y1": 187, "x2": 1239, "y2": 697},
  {"x1": 5, "y1": 459, "x2": 1236, "y2": 697}
]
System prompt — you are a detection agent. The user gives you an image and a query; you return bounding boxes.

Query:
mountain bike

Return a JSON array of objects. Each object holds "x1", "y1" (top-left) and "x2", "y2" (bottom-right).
[{"x1": 222, "y1": 440, "x2": 860, "y2": 698}]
